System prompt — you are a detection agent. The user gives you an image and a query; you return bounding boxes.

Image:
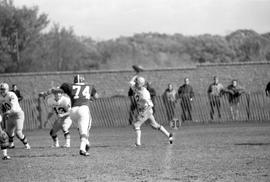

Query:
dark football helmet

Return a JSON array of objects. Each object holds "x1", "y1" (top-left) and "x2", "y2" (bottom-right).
[{"x1": 73, "y1": 74, "x2": 85, "y2": 84}]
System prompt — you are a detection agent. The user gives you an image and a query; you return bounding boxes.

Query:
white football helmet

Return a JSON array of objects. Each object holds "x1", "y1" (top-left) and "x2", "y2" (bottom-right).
[
  {"x1": 135, "y1": 76, "x2": 145, "y2": 88},
  {"x1": 0, "y1": 82, "x2": 9, "y2": 96}
]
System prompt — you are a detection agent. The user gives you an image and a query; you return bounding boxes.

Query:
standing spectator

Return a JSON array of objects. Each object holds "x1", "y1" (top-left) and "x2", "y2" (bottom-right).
[
  {"x1": 226, "y1": 80, "x2": 245, "y2": 120},
  {"x1": 162, "y1": 83, "x2": 177, "y2": 122},
  {"x1": 11, "y1": 84, "x2": 23, "y2": 102},
  {"x1": 266, "y1": 81, "x2": 270, "y2": 97},
  {"x1": 178, "y1": 77, "x2": 194, "y2": 122},
  {"x1": 207, "y1": 76, "x2": 224, "y2": 120},
  {"x1": 146, "y1": 82, "x2": 156, "y2": 114}
]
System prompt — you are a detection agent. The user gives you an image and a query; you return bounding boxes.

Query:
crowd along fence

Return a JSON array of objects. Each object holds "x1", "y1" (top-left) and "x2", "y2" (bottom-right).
[{"x1": 17, "y1": 92, "x2": 270, "y2": 131}]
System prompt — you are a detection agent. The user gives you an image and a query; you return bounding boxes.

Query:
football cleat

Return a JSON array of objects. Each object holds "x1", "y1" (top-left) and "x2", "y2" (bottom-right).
[
  {"x1": 8, "y1": 143, "x2": 15, "y2": 149},
  {"x1": 62, "y1": 144, "x2": 70, "y2": 148},
  {"x1": 51, "y1": 142, "x2": 60, "y2": 148},
  {"x1": 2, "y1": 155, "x2": 11, "y2": 160},
  {"x1": 79, "y1": 150, "x2": 89, "y2": 156},
  {"x1": 25, "y1": 143, "x2": 31, "y2": 150},
  {"x1": 135, "y1": 143, "x2": 141, "y2": 147},
  {"x1": 169, "y1": 133, "x2": 173, "y2": 144}
]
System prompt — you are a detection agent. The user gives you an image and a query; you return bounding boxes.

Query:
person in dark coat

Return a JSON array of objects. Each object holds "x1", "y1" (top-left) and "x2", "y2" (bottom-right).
[
  {"x1": 11, "y1": 84, "x2": 23, "y2": 102},
  {"x1": 207, "y1": 76, "x2": 224, "y2": 120},
  {"x1": 226, "y1": 80, "x2": 245, "y2": 120},
  {"x1": 162, "y1": 83, "x2": 177, "y2": 122},
  {"x1": 178, "y1": 77, "x2": 194, "y2": 121}
]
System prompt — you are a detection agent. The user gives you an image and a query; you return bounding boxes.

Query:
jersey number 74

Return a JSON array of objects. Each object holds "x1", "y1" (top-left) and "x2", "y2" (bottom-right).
[{"x1": 72, "y1": 85, "x2": 90, "y2": 99}]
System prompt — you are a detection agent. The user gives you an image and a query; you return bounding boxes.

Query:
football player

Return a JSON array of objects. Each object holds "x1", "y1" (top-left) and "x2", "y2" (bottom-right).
[
  {"x1": 129, "y1": 76, "x2": 173, "y2": 146},
  {"x1": 46, "y1": 88, "x2": 72, "y2": 148},
  {"x1": 40, "y1": 75, "x2": 97, "y2": 156},
  {"x1": 0, "y1": 83, "x2": 31, "y2": 150},
  {"x1": 0, "y1": 114, "x2": 10, "y2": 160},
  {"x1": 60, "y1": 75, "x2": 98, "y2": 156}
]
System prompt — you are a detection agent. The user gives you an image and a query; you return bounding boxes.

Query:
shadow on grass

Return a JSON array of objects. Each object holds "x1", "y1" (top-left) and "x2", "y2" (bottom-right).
[{"x1": 234, "y1": 143, "x2": 270, "y2": 146}]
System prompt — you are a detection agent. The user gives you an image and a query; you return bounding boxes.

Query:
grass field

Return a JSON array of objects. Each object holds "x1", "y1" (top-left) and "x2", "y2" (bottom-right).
[{"x1": 1, "y1": 122, "x2": 270, "y2": 182}]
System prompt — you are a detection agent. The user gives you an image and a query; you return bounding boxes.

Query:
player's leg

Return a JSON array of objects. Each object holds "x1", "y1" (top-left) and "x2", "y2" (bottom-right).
[
  {"x1": 133, "y1": 113, "x2": 148, "y2": 146},
  {"x1": 5, "y1": 115, "x2": 16, "y2": 149},
  {"x1": 50, "y1": 118, "x2": 62, "y2": 147},
  {"x1": 0, "y1": 129, "x2": 10, "y2": 160},
  {"x1": 61, "y1": 116, "x2": 72, "y2": 148},
  {"x1": 216, "y1": 98, "x2": 221, "y2": 118},
  {"x1": 14, "y1": 111, "x2": 30, "y2": 149},
  {"x1": 149, "y1": 114, "x2": 173, "y2": 144},
  {"x1": 76, "y1": 106, "x2": 91, "y2": 156},
  {"x1": 210, "y1": 100, "x2": 215, "y2": 120},
  {"x1": 180, "y1": 102, "x2": 187, "y2": 122}
]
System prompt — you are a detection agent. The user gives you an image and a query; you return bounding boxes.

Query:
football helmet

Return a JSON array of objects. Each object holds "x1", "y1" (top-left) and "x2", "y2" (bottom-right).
[
  {"x1": 51, "y1": 87, "x2": 63, "y2": 94},
  {"x1": 135, "y1": 76, "x2": 145, "y2": 88},
  {"x1": 0, "y1": 82, "x2": 9, "y2": 95},
  {"x1": 74, "y1": 74, "x2": 85, "y2": 84}
]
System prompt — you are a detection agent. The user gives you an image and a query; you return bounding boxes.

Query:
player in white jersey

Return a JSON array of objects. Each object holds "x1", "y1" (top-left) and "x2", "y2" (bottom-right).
[
  {"x1": 0, "y1": 83, "x2": 30, "y2": 149},
  {"x1": 129, "y1": 76, "x2": 173, "y2": 146},
  {"x1": 0, "y1": 114, "x2": 10, "y2": 160},
  {"x1": 47, "y1": 88, "x2": 72, "y2": 148}
]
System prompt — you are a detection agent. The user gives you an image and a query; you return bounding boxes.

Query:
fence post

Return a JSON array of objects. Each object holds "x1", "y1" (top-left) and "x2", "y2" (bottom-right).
[{"x1": 37, "y1": 97, "x2": 43, "y2": 129}]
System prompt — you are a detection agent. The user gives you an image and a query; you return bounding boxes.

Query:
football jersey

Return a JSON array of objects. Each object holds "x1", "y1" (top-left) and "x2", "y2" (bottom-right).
[
  {"x1": 60, "y1": 83, "x2": 97, "y2": 107},
  {"x1": 47, "y1": 95, "x2": 71, "y2": 115},
  {"x1": 0, "y1": 91, "x2": 22, "y2": 113},
  {"x1": 132, "y1": 87, "x2": 153, "y2": 108}
]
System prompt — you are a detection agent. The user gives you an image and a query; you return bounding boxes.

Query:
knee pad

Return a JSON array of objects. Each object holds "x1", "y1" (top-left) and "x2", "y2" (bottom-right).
[
  {"x1": 133, "y1": 124, "x2": 140, "y2": 131},
  {"x1": 80, "y1": 134, "x2": 88, "y2": 140}
]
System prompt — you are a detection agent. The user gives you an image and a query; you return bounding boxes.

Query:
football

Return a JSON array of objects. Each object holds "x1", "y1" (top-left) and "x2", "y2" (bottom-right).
[{"x1": 132, "y1": 65, "x2": 144, "y2": 73}]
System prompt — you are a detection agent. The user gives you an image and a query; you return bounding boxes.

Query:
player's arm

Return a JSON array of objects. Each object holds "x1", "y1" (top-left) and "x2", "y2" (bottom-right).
[
  {"x1": 129, "y1": 75, "x2": 138, "y2": 87},
  {"x1": 90, "y1": 87, "x2": 98, "y2": 100}
]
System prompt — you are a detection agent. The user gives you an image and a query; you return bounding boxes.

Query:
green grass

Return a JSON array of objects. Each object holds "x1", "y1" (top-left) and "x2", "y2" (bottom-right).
[{"x1": 1, "y1": 123, "x2": 270, "y2": 182}]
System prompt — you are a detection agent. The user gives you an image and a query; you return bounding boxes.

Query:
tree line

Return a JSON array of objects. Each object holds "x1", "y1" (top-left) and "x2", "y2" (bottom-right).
[{"x1": 1, "y1": 0, "x2": 270, "y2": 73}]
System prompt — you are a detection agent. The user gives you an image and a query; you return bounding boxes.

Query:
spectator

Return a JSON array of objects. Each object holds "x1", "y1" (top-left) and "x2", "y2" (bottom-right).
[
  {"x1": 207, "y1": 76, "x2": 224, "y2": 120},
  {"x1": 11, "y1": 84, "x2": 23, "y2": 102},
  {"x1": 266, "y1": 81, "x2": 270, "y2": 97},
  {"x1": 146, "y1": 82, "x2": 157, "y2": 114},
  {"x1": 226, "y1": 80, "x2": 246, "y2": 120},
  {"x1": 178, "y1": 77, "x2": 194, "y2": 122},
  {"x1": 162, "y1": 83, "x2": 177, "y2": 122}
]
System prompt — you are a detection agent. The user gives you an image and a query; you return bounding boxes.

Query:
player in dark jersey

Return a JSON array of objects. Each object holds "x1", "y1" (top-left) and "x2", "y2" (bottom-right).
[{"x1": 60, "y1": 75, "x2": 98, "y2": 156}]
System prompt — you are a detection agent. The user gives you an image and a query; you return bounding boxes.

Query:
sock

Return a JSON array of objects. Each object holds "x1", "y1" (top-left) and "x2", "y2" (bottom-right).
[
  {"x1": 80, "y1": 137, "x2": 87, "y2": 152},
  {"x1": 64, "y1": 132, "x2": 70, "y2": 146},
  {"x1": 20, "y1": 136, "x2": 28, "y2": 145},
  {"x1": 2, "y1": 149, "x2": 7, "y2": 156},
  {"x1": 136, "y1": 129, "x2": 141, "y2": 145},
  {"x1": 160, "y1": 126, "x2": 170, "y2": 137}
]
